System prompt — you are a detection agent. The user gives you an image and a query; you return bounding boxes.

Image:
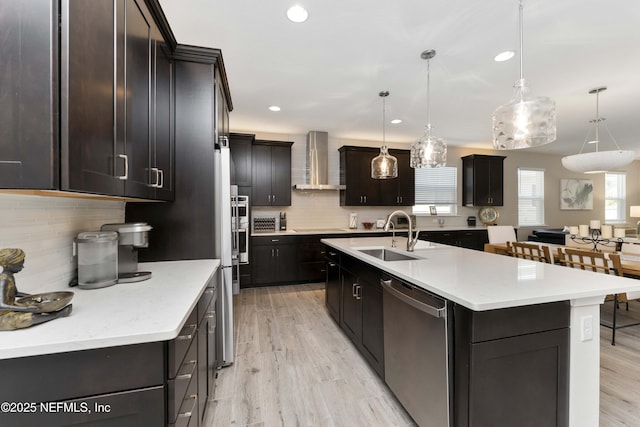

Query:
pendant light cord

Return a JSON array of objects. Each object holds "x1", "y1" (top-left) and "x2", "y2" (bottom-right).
[
  {"x1": 519, "y1": 0, "x2": 524, "y2": 83},
  {"x1": 426, "y1": 56, "x2": 431, "y2": 135}
]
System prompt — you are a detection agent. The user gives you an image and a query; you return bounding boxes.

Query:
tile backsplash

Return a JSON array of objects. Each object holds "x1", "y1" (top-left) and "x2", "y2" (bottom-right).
[{"x1": 0, "y1": 194, "x2": 125, "y2": 294}]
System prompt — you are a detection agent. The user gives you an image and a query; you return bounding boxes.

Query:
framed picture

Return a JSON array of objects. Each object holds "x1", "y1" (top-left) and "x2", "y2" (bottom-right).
[
  {"x1": 560, "y1": 179, "x2": 593, "y2": 210},
  {"x1": 429, "y1": 206, "x2": 437, "y2": 215}
]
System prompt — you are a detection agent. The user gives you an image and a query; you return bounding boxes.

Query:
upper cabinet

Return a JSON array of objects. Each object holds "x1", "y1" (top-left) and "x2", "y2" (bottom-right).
[
  {"x1": 230, "y1": 133, "x2": 254, "y2": 188},
  {"x1": 0, "y1": 0, "x2": 58, "y2": 188},
  {"x1": 252, "y1": 140, "x2": 293, "y2": 206},
  {"x1": 1, "y1": 0, "x2": 174, "y2": 200},
  {"x1": 462, "y1": 154, "x2": 506, "y2": 206},
  {"x1": 339, "y1": 146, "x2": 414, "y2": 206}
]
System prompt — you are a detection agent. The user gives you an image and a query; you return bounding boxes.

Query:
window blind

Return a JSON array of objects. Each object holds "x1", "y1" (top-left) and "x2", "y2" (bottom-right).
[
  {"x1": 518, "y1": 169, "x2": 544, "y2": 226},
  {"x1": 414, "y1": 167, "x2": 457, "y2": 205}
]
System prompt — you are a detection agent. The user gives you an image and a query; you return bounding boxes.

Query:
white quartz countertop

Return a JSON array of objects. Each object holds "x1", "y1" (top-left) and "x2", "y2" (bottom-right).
[
  {"x1": 322, "y1": 237, "x2": 640, "y2": 311},
  {"x1": 0, "y1": 259, "x2": 220, "y2": 360}
]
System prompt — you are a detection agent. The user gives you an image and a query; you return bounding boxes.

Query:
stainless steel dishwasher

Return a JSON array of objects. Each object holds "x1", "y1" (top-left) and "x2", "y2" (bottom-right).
[{"x1": 381, "y1": 276, "x2": 451, "y2": 427}]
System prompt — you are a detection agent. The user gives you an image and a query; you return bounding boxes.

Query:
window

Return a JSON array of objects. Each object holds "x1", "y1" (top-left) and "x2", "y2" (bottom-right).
[
  {"x1": 518, "y1": 169, "x2": 544, "y2": 226},
  {"x1": 413, "y1": 166, "x2": 457, "y2": 215},
  {"x1": 605, "y1": 172, "x2": 626, "y2": 222}
]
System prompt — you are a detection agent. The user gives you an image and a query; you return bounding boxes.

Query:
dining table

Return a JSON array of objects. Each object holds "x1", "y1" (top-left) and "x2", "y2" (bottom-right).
[{"x1": 484, "y1": 241, "x2": 640, "y2": 277}]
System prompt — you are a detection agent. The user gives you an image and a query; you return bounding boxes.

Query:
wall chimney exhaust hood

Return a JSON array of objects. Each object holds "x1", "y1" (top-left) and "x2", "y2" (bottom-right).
[{"x1": 293, "y1": 131, "x2": 345, "y2": 190}]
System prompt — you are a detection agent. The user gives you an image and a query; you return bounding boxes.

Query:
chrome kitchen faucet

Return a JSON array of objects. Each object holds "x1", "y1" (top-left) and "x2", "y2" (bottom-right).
[{"x1": 384, "y1": 210, "x2": 420, "y2": 252}]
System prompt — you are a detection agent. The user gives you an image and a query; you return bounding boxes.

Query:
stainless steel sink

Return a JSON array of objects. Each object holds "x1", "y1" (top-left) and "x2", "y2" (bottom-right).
[{"x1": 357, "y1": 248, "x2": 421, "y2": 261}]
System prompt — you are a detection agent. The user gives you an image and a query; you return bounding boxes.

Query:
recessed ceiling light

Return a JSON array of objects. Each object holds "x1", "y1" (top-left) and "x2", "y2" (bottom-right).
[
  {"x1": 494, "y1": 51, "x2": 515, "y2": 62},
  {"x1": 269, "y1": 105, "x2": 281, "y2": 112},
  {"x1": 286, "y1": 5, "x2": 308, "y2": 23},
  {"x1": 391, "y1": 119, "x2": 402, "y2": 124}
]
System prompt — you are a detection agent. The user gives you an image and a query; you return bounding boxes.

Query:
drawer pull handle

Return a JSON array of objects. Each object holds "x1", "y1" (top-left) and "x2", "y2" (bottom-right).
[
  {"x1": 176, "y1": 324, "x2": 197, "y2": 340},
  {"x1": 177, "y1": 394, "x2": 198, "y2": 418},
  {"x1": 176, "y1": 360, "x2": 197, "y2": 380}
]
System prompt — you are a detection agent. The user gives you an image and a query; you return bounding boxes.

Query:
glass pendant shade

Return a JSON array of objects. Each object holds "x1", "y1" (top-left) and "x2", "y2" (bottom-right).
[
  {"x1": 372, "y1": 91, "x2": 398, "y2": 179},
  {"x1": 561, "y1": 86, "x2": 635, "y2": 174},
  {"x1": 410, "y1": 125, "x2": 447, "y2": 168},
  {"x1": 561, "y1": 150, "x2": 635, "y2": 174},
  {"x1": 492, "y1": 0, "x2": 556, "y2": 150},
  {"x1": 493, "y1": 80, "x2": 556, "y2": 149},
  {"x1": 410, "y1": 49, "x2": 447, "y2": 168},
  {"x1": 371, "y1": 147, "x2": 398, "y2": 179}
]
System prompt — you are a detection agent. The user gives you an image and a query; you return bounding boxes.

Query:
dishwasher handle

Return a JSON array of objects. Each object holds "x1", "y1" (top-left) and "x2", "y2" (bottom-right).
[{"x1": 381, "y1": 279, "x2": 446, "y2": 318}]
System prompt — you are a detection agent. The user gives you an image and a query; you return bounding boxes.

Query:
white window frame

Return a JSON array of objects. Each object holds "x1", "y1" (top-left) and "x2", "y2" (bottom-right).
[
  {"x1": 517, "y1": 168, "x2": 545, "y2": 226},
  {"x1": 413, "y1": 166, "x2": 458, "y2": 216},
  {"x1": 605, "y1": 172, "x2": 626, "y2": 223}
]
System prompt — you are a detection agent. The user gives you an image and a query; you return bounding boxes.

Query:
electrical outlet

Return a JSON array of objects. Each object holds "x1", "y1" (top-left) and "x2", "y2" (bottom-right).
[{"x1": 581, "y1": 315, "x2": 593, "y2": 341}]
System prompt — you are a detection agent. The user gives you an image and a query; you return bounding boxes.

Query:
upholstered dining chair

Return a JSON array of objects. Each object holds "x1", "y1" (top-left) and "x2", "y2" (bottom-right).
[
  {"x1": 510, "y1": 241, "x2": 552, "y2": 264},
  {"x1": 556, "y1": 247, "x2": 631, "y2": 345},
  {"x1": 487, "y1": 225, "x2": 517, "y2": 244}
]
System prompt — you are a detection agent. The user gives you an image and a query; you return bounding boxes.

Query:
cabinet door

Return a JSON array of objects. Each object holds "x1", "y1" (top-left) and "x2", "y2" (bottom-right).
[
  {"x1": 251, "y1": 244, "x2": 276, "y2": 285},
  {"x1": 488, "y1": 157, "x2": 504, "y2": 206},
  {"x1": 151, "y1": 37, "x2": 174, "y2": 201},
  {"x1": 275, "y1": 243, "x2": 298, "y2": 282},
  {"x1": 252, "y1": 144, "x2": 272, "y2": 206},
  {"x1": 380, "y1": 150, "x2": 414, "y2": 206},
  {"x1": 0, "y1": 0, "x2": 57, "y2": 189},
  {"x1": 341, "y1": 149, "x2": 380, "y2": 205},
  {"x1": 230, "y1": 133, "x2": 254, "y2": 187},
  {"x1": 325, "y1": 258, "x2": 341, "y2": 323},
  {"x1": 468, "y1": 329, "x2": 568, "y2": 426},
  {"x1": 473, "y1": 156, "x2": 493, "y2": 206},
  {"x1": 340, "y1": 269, "x2": 362, "y2": 342},
  {"x1": 361, "y1": 276, "x2": 384, "y2": 377},
  {"x1": 63, "y1": 0, "x2": 124, "y2": 196},
  {"x1": 123, "y1": 0, "x2": 153, "y2": 199},
  {"x1": 270, "y1": 145, "x2": 291, "y2": 206}
]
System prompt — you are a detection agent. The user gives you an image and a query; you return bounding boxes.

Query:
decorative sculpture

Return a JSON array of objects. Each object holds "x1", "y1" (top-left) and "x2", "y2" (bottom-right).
[{"x1": 0, "y1": 248, "x2": 72, "y2": 331}]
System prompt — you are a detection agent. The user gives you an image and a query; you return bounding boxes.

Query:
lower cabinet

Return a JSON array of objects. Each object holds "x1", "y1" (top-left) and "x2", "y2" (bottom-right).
[
  {"x1": 420, "y1": 229, "x2": 489, "y2": 251},
  {"x1": 324, "y1": 249, "x2": 341, "y2": 323},
  {"x1": 0, "y1": 288, "x2": 217, "y2": 427},
  {"x1": 333, "y1": 251, "x2": 384, "y2": 378},
  {"x1": 251, "y1": 236, "x2": 298, "y2": 285}
]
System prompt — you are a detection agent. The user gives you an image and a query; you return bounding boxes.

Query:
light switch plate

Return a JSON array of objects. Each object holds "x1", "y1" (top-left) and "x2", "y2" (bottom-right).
[{"x1": 376, "y1": 219, "x2": 385, "y2": 229}]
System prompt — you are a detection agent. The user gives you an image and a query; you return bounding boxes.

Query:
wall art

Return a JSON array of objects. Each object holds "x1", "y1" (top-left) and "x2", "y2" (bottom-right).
[{"x1": 560, "y1": 179, "x2": 593, "y2": 210}]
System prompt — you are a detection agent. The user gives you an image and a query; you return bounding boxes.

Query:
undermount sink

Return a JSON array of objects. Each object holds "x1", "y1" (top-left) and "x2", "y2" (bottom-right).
[{"x1": 357, "y1": 248, "x2": 422, "y2": 261}]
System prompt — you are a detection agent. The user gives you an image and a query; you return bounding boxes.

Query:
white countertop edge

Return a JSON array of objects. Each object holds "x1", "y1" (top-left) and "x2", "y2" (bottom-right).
[
  {"x1": 322, "y1": 237, "x2": 640, "y2": 311},
  {"x1": 0, "y1": 259, "x2": 220, "y2": 360}
]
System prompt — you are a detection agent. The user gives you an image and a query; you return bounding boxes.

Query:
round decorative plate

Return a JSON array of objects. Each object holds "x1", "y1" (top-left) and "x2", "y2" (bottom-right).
[{"x1": 478, "y1": 207, "x2": 499, "y2": 225}]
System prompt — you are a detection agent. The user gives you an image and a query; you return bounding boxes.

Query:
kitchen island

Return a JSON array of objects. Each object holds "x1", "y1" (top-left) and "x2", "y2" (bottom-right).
[
  {"x1": 322, "y1": 236, "x2": 640, "y2": 427},
  {"x1": 0, "y1": 259, "x2": 219, "y2": 426}
]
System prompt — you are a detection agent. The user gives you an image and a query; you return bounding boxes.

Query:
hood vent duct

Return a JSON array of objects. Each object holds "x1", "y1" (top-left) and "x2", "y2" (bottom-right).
[{"x1": 294, "y1": 131, "x2": 345, "y2": 190}]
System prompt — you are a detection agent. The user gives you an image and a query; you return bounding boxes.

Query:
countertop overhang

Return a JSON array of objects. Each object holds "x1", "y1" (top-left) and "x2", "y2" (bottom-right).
[
  {"x1": 322, "y1": 236, "x2": 640, "y2": 311},
  {"x1": 0, "y1": 259, "x2": 220, "y2": 360}
]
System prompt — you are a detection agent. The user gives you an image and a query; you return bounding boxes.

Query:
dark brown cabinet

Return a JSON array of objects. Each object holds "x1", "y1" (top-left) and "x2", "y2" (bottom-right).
[
  {"x1": 336, "y1": 254, "x2": 385, "y2": 377},
  {"x1": 325, "y1": 248, "x2": 341, "y2": 323},
  {"x1": 230, "y1": 133, "x2": 254, "y2": 187},
  {"x1": 127, "y1": 46, "x2": 233, "y2": 262},
  {"x1": 462, "y1": 154, "x2": 506, "y2": 207},
  {"x1": 1, "y1": 0, "x2": 174, "y2": 200},
  {"x1": 251, "y1": 236, "x2": 298, "y2": 285},
  {"x1": 379, "y1": 150, "x2": 415, "y2": 206},
  {"x1": 419, "y1": 229, "x2": 489, "y2": 251},
  {"x1": 298, "y1": 236, "x2": 327, "y2": 282},
  {"x1": 0, "y1": 0, "x2": 58, "y2": 189},
  {"x1": 252, "y1": 140, "x2": 292, "y2": 206},
  {"x1": 339, "y1": 146, "x2": 414, "y2": 206},
  {"x1": 63, "y1": 0, "x2": 156, "y2": 198}
]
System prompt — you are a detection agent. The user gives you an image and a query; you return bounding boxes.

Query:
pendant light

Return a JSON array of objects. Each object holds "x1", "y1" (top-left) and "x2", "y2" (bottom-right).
[
  {"x1": 561, "y1": 87, "x2": 634, "y2": 174},
  {"x1": 371, "y1": 91, "x2": 398, "y2": 179},
  {"x1": 492, "y1": 0, "x2": 556, "y2": 149},
  {"x1": 410, "y1": 49, "x2": 447, "y2": 168}
]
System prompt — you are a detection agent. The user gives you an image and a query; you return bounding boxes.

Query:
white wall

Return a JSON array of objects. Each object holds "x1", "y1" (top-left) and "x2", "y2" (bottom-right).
[
  {"x1": 0, "y1": 194, "x2": 125, "y2": 294},
  {"x1": 244, "y1": 130, "x2": 640, "y2": 239}
]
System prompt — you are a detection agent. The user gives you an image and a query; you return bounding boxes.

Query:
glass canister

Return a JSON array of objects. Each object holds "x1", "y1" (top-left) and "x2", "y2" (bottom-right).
[{"x1": 76, "y1": 231, "x2": 118, "y2": 289}]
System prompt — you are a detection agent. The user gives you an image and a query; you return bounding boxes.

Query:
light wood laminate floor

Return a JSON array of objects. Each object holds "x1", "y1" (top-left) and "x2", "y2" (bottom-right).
[{"x1": 203, "y1": 284, "x2": 640, "y2": 427}]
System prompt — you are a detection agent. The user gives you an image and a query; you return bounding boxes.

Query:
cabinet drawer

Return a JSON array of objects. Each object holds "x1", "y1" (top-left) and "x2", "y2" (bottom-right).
[
  {"x1": 298, "y1": 261, "x2": 326, "y2": 281},
  {"x1": 168, "y1": 309, "x2": 198, "y2": 378},
  {"x1": 197, "y1": 286, "x2": 215, "y2": 324},
  {"x1": 168, "y1": 338, "x2": 198, "y2": 422},
  {"x1": 169, "y1": 366, "x2": 198, "y2": 427}
]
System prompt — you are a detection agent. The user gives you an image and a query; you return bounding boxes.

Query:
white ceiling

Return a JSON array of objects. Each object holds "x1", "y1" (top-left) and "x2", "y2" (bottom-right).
[{"x1": 159, "y1": 0, "x2": 640, "y2": 157}]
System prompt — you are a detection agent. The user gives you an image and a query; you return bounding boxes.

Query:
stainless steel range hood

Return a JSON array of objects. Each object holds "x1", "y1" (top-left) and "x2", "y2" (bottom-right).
[{"x1": 293, "y1": 131, "x2": 345, "y2": 190}]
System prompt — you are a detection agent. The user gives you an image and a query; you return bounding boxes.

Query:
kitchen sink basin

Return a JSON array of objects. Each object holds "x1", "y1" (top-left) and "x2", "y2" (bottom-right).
[{"x1": 357, "y1": 248, "x2": 421, "y2": 261}]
